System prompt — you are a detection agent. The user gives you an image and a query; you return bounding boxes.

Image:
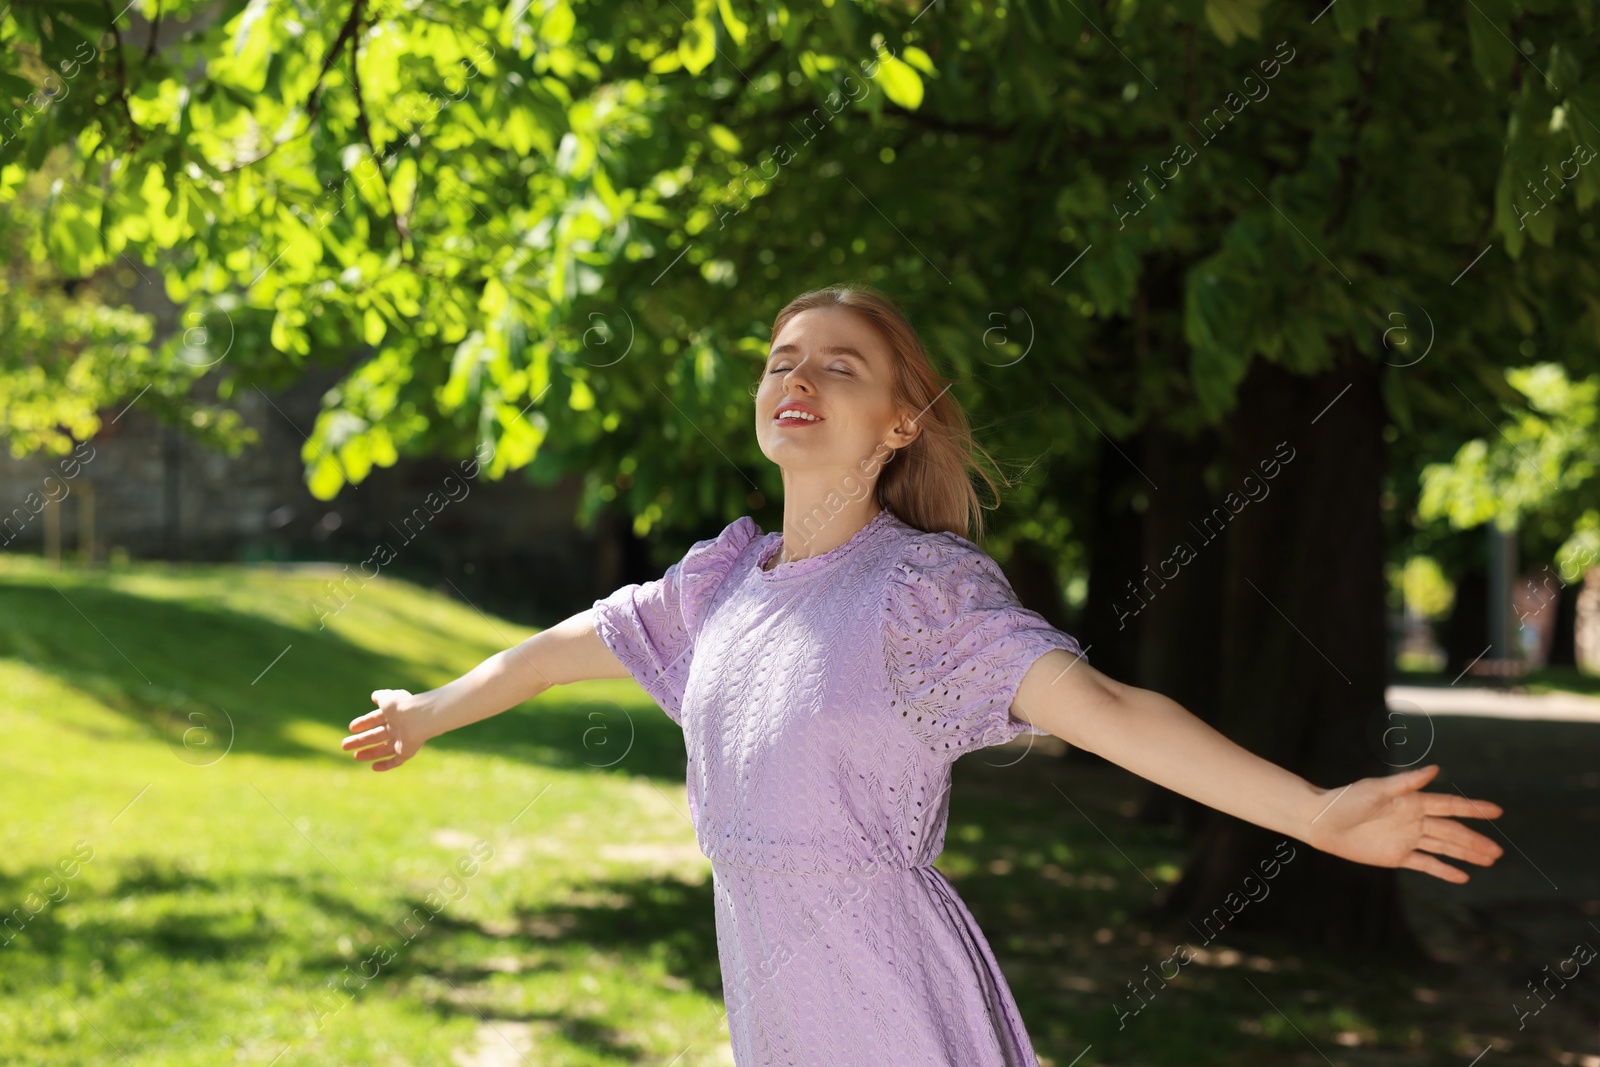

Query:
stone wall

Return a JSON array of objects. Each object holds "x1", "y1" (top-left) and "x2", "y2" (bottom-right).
[{"x1": 0, "y1": 364, "x2": 634, "y2": 626}]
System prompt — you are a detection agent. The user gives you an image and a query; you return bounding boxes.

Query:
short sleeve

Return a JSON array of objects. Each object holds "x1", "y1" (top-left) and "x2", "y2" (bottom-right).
[
  {"x1": 591, "y1": 516, "x2": 760, "y2": 724},
  {"x1": 883, "y1": 533, "x2": 1087, "y2": 755}
]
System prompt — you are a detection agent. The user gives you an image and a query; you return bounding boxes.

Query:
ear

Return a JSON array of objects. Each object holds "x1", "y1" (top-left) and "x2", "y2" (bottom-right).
[{"x1": 888, "y1": 410, "x2": 922, "y2": 449}]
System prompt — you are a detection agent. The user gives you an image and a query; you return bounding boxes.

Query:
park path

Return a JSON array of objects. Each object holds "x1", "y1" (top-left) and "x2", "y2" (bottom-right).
[
  {"x1": 1385, "y1": 682, "x2": 1600, "y2": 1060},
  {"x1": 1382, "y1": 682, "x2": 1599, "y2": 912},
  {"x1": 1388, "y1": 683, "x2": 1600, "y2": 723}
]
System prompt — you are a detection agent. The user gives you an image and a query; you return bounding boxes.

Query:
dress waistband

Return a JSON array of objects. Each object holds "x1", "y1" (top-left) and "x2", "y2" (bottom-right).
[{"x1": 699, "y1": 833, "x2": 932, "y2": 876}]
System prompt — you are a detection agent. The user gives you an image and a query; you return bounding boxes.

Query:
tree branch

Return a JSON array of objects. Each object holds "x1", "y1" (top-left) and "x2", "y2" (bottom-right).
[
  {"x1": 1323, "y1": 20, "x2": 1386, "y2": 238},
  {"x1": 143, "y1": 0, "x2": 163, "y2": 63},
  {"x1": 99, "y1": 0, "x2": 142, "y2": 146},
  {"x1": 713, "y1": 39, "x2": 784, "y2": 123},
  {"x1": 221, "y1": 2, "x2": 364, "y2": 175},
  {"x1": 884, "y1": 104, "x2": 1021, "y2": 142},
  {"x1": 306, "y1": 0, "x2": 367, "y2": 123},
  {"x1": 348, "y1": 24, "x2": 411, "y2": 258}
]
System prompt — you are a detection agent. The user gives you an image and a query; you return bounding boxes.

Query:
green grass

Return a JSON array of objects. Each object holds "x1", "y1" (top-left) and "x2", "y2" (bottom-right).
[
  {"x1": 1395, "y1": 663, "x2": 1600, "y2": 697},
  {"x1": 0, "y1": 555, "x2": 724, "y2": 1066},
  {"x1": 1523, "y1": 665, "x2": 1600, "y2": 697},
  {"x1": 2, "y1": 555, "x2": 1586, "y2": 1066}
]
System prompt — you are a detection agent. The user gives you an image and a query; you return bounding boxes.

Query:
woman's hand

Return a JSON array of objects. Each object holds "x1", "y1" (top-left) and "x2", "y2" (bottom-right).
[
  {"x1": 342, "y1": 689, "x2": 430, "y2": 772},
  {"x1": 1306, "y1": 764, "x2": 1505, "y2": 883}
]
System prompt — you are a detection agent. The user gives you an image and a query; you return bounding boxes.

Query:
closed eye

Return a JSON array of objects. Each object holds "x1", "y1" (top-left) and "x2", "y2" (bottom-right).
[{"x1": 767, "y1": 364, "x2": 855, "y2": 376}]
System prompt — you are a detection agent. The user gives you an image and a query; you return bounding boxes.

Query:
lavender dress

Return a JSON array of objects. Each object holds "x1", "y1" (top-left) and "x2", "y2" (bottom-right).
[{"x1": 591, "y1": 506, "x2": 1086, "y2": 1066}]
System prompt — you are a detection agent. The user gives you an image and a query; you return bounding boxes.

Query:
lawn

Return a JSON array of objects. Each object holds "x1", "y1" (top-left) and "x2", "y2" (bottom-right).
[
  {"x1": 2, "y1": 556, "x2": 1593, "y2": 1066},
  {"x1": 0, "y1": 555, "x2": 723, "y2": 1066}
]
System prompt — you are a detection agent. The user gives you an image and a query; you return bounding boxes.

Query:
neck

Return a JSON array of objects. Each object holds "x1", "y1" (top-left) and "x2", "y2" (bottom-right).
[{"x1": 769, "y1": 473, "x2": 884, "y2": 566}]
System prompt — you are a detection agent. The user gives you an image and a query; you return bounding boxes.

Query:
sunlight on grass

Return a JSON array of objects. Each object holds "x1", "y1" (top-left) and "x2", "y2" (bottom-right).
[
  {"x1": 0, "y1": 555, "x2": 727, "y2": 1066},
  {"x1": 2, "y1": 554, "x2": 1570, "y2": 1065}
]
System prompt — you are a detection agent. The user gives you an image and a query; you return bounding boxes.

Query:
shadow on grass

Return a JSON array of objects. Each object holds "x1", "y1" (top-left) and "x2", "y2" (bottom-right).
[
  {"x1": 2, "y1": 862, "x2": 697, "y2": 1064},
  {"x1": 290, "y1": 873, "x2": 717, "y2": 1064},
  {"x1": 422, "y1": 997, "x2": 654, "y2": 1064},
  {"x1": 0, "y1": 578, "x2": 689, "y2": 781},
  {"x1": 13, "y1": 569, "x2": 1597, "y2": 1063},
  {"x1": 945, "y1": 745, "x2": 1600, "y2": 1066},
  {"x1": 9, "y1": 741, "x2": 1591, "y2": 1066},
  {"x1": 0, "y1": 858, "x2": 387, "y2": 973},
  {"x1": 428, "y1": 692, "x2": 690, "y2": 784},
  {"x1": 1, "y1": 864, "x2": 272, "y2": 973},
  {"x1": 493, "y1": 876, "x2": 723, "y2": 997}
]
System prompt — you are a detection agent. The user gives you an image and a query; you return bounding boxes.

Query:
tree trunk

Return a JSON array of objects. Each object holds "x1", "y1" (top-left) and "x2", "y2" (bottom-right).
[
  {"x1": 1442, "y1": 563, "x2": 1489, "y2": 678},
  {"x1": 1080, "y1": 436, "x2": 1146, "y2": 686},
  {"x1": 1005, "y1": 536, "x2": 1072, "y2": 632},
  {"x1": 1145, "y1": 354, "x2": 1427, "y2": 960},
  {"x1": 1071, "y1": 436, "x2": 1147, "y2": 767},
  {"x1": 1133, "y1": 424, "x2": 1224, "y2": 836},
  {"x1": 1546, "y1": 572, "x2": 1579, "y2": 668}
]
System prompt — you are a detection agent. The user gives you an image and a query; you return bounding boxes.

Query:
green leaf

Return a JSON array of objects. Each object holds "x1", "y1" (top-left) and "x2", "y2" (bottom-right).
[
  {"x1": 0, "y1": 71, "x2": 34, "y2": 97},
  {"x1": 1466, "y1": 0, "x2": 1515, "y2": 89},
  {"x1": 1203, "y1": 0, "x2": 1266, "y2": 45},
  {"x1": 541, "y1": 0, "x2": 575, "y2": 45},
  {"x1": 591, "y1": 163, "x2": 624, "y2": 219},
  {"x1": 270, "y1": 306, "x2": 310, "y2": 355},
  {"x1": 568, "y1": 377, "x2": 594, "y2": 411},
  {"x1": 390, "y1": 157, "x2": 418, "y2": 215},
  {"x1": 649, "y1": 50, "x2": 684, "y2": 73},
  {"x1": 873, "y1": 54, "x2": 923, "y2": 110},
  {"x1": 1183, "y1": 267, "x2": 1255, "y2": 415},
  {"x1": 489, "y1": 402, "x2": 546, "y2": 474},
  {"x1": 441, "y1": 331, "x2": 489, "y2": 412},
  {"x1": 1493, "y1": 156, "x2": 1554, "y2": 257},
  {"x1": 902, "y1": 46, "x2": 936, "y2": 76},
  {"x1": 1567, "y1": 82, "x2": 1600, "y2": 152},
  {"x1": 679, "y1": 17, "x2": 716, "y2": 76},
  {"x1": 363, "y1": 307, "x2": 387, "y2": 345},
  {"x1": 1332, "y1": 0, "x2": 1378, "y2": 39},
  {"x1": 716, "y1": 0, "x2": 748, "y2": 47},
  {"x1": 307, "y1": 453, "x2": 347, "y2": 500},
  {"x1": 223, "y1": 0, "x2": 276, "y2": 92},
  {"x1": 45, "y1": 186, "x2": 105, "y2": 278}
]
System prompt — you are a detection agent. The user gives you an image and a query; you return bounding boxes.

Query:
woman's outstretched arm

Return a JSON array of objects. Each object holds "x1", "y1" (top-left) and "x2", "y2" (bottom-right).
[
  {"x1": 341, "y1": 608, "x2": 630, "y2": 772},
  {"x1": 1010, "y1": 649, "x2": 1506, "y2": 884}
]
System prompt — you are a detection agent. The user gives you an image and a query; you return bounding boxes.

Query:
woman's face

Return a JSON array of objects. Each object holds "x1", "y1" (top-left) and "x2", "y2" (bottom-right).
[{"x1": 755, "y1": 307, "x2": 917, "y2": 480}]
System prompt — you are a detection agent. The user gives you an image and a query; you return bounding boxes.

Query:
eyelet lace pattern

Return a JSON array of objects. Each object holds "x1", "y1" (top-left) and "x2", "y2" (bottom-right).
[{"x1": 590, "y1": 510, "x2": 1086, "y2": 1066}]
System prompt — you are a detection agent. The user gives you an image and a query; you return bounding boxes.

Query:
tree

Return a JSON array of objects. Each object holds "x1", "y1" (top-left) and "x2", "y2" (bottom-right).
[
  {"x1": 1418, "y1": 362, "x2": 1600, "y2": 665},
  {"x1": 0, "y1": 161, "x2": 247, "y2": 461},
  {"x1": 4, "y1": 0, "x2": 1599, "y2": 952}
]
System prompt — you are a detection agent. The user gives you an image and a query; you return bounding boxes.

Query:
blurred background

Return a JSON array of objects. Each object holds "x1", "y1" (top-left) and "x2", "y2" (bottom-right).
[{"x1": 2, "y1": 1, "x2": 1598, "y2": 1064}]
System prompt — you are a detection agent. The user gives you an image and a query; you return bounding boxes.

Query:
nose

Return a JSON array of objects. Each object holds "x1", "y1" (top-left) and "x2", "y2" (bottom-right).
[{"x1": 778, "y1": 359, "x2": 817, "y2": 393}]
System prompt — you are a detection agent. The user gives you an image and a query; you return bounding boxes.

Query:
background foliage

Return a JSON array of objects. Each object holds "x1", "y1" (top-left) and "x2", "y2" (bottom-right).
[{"x1": 3, "y1": 0, "x2": 1596, "y2": 551}]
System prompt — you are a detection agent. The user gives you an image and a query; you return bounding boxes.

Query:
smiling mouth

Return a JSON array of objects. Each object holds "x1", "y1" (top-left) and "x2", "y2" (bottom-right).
[{"x1": 774, "y1": 411, "x2": 824, "y2": 424}]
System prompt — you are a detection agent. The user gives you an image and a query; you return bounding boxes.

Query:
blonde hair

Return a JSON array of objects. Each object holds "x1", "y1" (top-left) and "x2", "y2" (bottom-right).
[{"x1": 764, "y1": 283, "x2": 1003, "y2": 543}]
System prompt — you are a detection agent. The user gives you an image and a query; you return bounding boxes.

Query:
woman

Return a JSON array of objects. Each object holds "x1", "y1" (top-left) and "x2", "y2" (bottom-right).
[{"x1": 342, "y1": 284, "x2": 1505, "y2": 1066}]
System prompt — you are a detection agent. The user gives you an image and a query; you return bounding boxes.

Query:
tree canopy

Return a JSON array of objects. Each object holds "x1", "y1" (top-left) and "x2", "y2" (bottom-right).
[
  {"x1": 1420, "y1": 361, "x2": 1600, "y2": 576},
  {"x1": 3, "y1": 0, "x2": 1599, "y2": 544},
  {"x1": 7, "y1": 0, "x2": 1599, "y2": 954}
]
